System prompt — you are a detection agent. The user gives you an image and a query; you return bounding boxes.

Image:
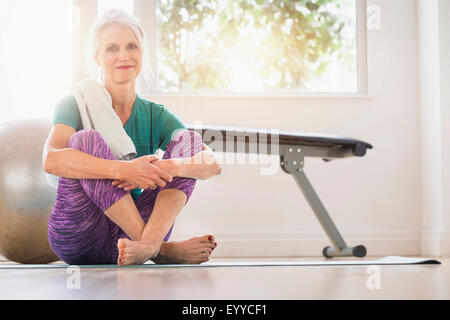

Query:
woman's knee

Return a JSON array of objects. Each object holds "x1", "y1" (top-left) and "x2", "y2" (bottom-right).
[
  {"x1": 68, "y1": 129, "x2": 114, "y2": 159},
  {"x1": 165, "y1": 129, "x2": 203, "y2": 159},
  {"x1": 159, "y1": 176, "x2": 196, "y2": 205}
]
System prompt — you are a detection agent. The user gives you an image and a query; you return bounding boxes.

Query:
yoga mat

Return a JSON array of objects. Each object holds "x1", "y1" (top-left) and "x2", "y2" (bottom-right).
[{"x1": 0, "y1": 256, "x2": 441, "y2": 269}]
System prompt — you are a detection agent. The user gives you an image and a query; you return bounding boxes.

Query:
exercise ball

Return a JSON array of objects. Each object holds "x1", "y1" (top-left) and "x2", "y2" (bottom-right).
[{"x1": 0, "y1": 118, "x2": 58, "y2": 263}]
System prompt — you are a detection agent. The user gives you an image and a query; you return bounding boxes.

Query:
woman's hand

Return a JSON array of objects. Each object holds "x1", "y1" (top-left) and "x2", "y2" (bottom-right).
[{"x1": 112, "y1": 155, "x2": 174, "y2": 191}]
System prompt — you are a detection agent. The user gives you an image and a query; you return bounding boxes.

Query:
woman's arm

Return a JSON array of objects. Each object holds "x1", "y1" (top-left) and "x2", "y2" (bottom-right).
[
  {"x1": 171, "y1": 143, "x2": 222, "y2": 180},
  {"x1": 43, "y1": 124, "x2": 173, "y2": 190},
  {"x1": 43, "y1": 124, "x2": 125, "y2": 180},
  {"x1": 113, "y1": 143, "x2": 221, "y2": 188}
]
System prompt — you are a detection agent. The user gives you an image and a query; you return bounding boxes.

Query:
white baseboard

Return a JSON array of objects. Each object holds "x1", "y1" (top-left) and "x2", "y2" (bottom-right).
[
  {"x1": 170, "y1": 230, "x2": 422, "y2": 258},
  {"x1": 421, "y1": 229, "x2": 450, "y2": 257}
]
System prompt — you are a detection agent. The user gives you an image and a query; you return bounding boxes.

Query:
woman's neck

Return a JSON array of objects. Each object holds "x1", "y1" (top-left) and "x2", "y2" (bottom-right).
[{"x1": 105, "y1": 81, "x2": 137, "y2": 115}]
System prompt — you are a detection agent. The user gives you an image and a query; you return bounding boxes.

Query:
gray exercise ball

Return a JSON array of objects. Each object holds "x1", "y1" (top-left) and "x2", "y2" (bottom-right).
[{"x1": 0, "y1": 118, "x2": 58, "y2": 263}]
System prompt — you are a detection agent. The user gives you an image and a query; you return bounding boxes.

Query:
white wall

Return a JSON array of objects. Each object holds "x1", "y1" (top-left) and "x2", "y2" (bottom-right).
[
  {"x1": 418, "y1": 0, "x2": 441, "y2": 256},
  {"x1": 419, "y1": 0, "x2": 450, "y2": 256},
  {"x1": 146, "y1": 0, "x2": 424, "y2": 257},
  {"x1": 417, "y1": 0, "x2": 450, "y2": 256},
  {"x1": 440, "y1": 0, "x2": 450, "y2": 255}
]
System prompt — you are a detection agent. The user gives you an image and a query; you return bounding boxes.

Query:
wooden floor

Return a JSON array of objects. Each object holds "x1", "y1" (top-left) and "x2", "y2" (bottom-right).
[{"x1": 0, "y1": 256, "x2": 448, "y2": 299}]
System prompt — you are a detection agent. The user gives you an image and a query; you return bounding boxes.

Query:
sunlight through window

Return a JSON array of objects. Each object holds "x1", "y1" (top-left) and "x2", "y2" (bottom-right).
[
  {"x1": 156, "y1": 0, "x2": 358, "y2": 93},
  {"x1": 0, "y1": 0, "x2": 73, "y2": 122}
]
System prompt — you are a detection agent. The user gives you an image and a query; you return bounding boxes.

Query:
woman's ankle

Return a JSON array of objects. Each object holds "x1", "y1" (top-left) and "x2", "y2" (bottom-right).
[{"x1": 138, "y1": 239, "x2": 162, "y2": 258}]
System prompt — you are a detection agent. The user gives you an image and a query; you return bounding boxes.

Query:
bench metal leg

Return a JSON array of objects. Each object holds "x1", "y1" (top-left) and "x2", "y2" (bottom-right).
[
  {"x1": 279, "y1": 145, "x2": 366, "y2": 258},
  {"x1": 292, "y1": 170, "x2": 366, "y2": 258}
]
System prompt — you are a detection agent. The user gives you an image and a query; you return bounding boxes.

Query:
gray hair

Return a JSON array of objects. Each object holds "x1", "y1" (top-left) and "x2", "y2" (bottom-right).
[{"x1": 86, "y1": 9, "x2": 154, "y2": 93}]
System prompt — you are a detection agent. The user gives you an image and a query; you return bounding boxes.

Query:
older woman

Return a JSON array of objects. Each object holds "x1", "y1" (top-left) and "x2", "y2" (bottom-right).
[{"x1": 43, "y1": 9, "x2": 221, "y2": 266}]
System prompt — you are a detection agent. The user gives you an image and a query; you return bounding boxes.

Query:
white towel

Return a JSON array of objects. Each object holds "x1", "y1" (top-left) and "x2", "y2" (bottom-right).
[{"x1": 72, "y1": 79, "x2": 137, "y2": 161}]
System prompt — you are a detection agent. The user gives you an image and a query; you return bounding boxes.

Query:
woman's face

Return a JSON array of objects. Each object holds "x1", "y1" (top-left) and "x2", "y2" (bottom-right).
[{"x1": 96, "y1": 24, "x2": 142, "y2": 85}]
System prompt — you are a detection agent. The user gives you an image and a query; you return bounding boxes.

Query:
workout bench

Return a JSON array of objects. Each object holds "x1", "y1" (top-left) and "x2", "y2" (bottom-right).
[{"x1": 186, "y1": 124, "x2": 373, "y2": 258}]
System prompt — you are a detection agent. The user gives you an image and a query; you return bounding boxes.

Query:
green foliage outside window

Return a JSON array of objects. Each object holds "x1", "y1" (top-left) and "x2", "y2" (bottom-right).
[{"x1": 157, "y1": 0, "x2": 356, "y2": 92}]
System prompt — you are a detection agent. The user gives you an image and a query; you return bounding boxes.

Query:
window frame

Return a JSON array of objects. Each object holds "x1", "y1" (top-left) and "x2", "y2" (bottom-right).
[{"x1": 75, "y1": 0, "x2": 369, "y2": 98}]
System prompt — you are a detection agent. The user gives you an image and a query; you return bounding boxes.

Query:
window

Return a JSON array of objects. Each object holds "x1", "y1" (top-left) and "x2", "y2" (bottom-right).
[
  {"x1": 74, "y1": 0, "x2": 366, "y2": 96},
  {"x1": 0, "y1": 0, "x2": 73, "y2": 122},
  {"x1": 155, "y1": 0, "x2": 360, "y2": 94}
]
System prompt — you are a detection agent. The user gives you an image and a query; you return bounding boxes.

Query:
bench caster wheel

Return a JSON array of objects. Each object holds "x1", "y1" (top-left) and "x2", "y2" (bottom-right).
[
  {"x1": 322, "y1": 246, "x2": 332, "y2": 258},
  {"x1": 352, "y1": 245, "x2": 367, "y2": 258},
  {"x1": 322, "y1": 245, "x2": 367, "y2": 258}
]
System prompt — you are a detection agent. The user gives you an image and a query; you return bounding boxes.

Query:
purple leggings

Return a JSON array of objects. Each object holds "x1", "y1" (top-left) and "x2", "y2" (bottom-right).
[{"x1": 48, "y1": 129, "x2": 203, "y2": 265}]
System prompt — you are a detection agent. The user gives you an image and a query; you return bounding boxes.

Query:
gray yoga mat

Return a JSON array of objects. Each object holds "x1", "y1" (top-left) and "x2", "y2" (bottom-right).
[{"x1": 0, "y1": 256, "x2": 441, "y2": 269}]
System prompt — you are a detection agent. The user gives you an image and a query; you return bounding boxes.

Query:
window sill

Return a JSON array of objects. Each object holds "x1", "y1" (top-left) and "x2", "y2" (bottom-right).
[{"x1": 146, "y1": 92, "x2": 375, "y2": 99}]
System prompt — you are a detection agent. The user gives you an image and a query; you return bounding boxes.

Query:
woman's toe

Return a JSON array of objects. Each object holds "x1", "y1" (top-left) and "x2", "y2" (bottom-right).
[
  {"x1": 117, "y1": 238, "x2": 128, "y2": 250},
  {"x1": 200, "y1": 235, "x2": 212, "y2": 242}
]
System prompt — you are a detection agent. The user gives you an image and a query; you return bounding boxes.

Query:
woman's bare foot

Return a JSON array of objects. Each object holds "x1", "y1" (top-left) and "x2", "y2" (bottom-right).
[
  {"x1": 151, "y1": 234, "x2": 217, "y2": 264},
  {"x1": 117, "y1": 238, "x2": 160, "y2": 266}
]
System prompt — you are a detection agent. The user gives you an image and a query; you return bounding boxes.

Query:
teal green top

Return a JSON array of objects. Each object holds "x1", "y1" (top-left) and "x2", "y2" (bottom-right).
[{"x1": 52, "y1": 94, "x2": 186, "y2": 201}]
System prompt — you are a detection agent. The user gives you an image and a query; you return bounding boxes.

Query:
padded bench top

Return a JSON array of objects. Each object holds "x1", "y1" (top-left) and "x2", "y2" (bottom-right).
[{"x1": 186, "y1": 124, "x2": 373, "y2": 155}]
